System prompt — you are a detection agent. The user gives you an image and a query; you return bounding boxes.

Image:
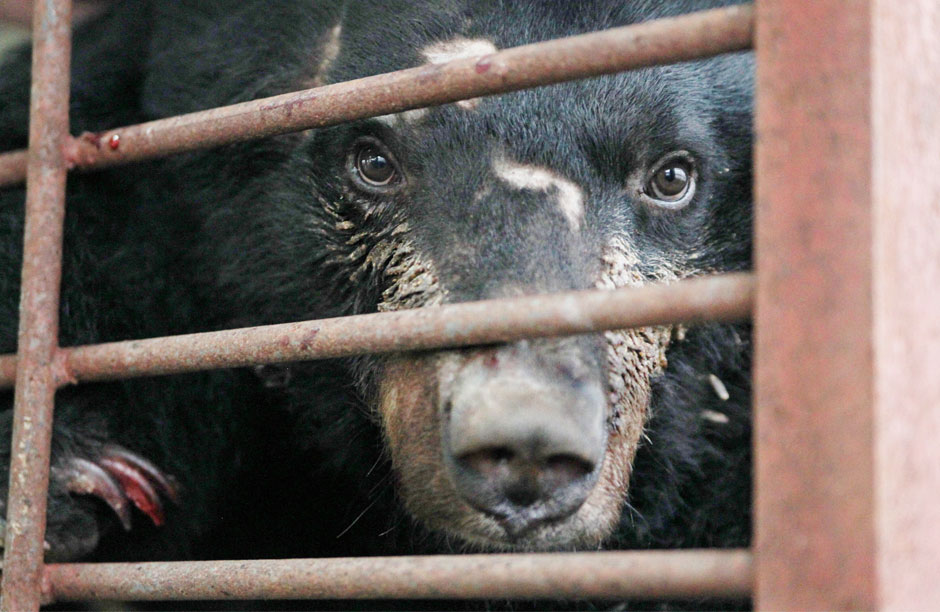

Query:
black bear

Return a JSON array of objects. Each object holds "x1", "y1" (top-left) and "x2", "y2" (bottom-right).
[{"x1": 0, "y1": 0, "x2": 753, "y2": 570}]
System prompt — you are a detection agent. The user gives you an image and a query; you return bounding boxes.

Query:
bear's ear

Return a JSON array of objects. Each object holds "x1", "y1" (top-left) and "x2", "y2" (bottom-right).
[{"x1": 252, "y1": 364, "x2": 293, "y2": 389}]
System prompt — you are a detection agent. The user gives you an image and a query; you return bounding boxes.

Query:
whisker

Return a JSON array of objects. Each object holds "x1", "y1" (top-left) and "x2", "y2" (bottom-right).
[
  {"x1": 364, "y1": 453, "x2": 385, "y2": 477},
  {"x1": 335, "y1": 496, "x2": 381, "y2": 539}
]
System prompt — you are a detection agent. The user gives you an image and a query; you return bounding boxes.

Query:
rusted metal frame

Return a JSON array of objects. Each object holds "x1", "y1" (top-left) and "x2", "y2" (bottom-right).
[
  {"x1": 753, "y1": 0, "x2": 940, "y2": 609},
  {"x1": 0, "y1": 0, "x2": 73, "y2": 611},
  {"x1": 0, "y1": 273, "x2": 752, "y2": 388},
  {"x1": 0, "y1": 4, "x2": 754, "y2": 187},
  {"x1": 43, "y1": 550, "x2": 752, "y2": 603}
]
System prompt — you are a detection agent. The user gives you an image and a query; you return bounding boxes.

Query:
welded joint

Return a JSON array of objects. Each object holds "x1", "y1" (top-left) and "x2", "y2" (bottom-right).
[
  {"x1": 39, "y1": 569, "x2": 54, "y2": 606},
  {"x1": 52, "y1": 347, "x2": 77, "y2": 388},
  {"x1": 62, "y1": 132, "x2": 123, "y2": 170}
]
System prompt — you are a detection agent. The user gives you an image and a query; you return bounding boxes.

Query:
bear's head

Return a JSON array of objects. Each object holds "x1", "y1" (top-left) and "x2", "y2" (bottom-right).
[{"x1": 195, "y1": 0, "x2": 753, "y2": 551}]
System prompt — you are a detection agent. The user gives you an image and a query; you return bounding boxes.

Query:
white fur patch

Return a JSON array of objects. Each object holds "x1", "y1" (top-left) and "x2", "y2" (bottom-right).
[
  {"x1": 422, "y1": 37, "x2": 498, "y2": 110},
  {"x1": 456, "y1": 99, "x2": 481, "y2": 111},
  {"x1": 422, "y1": 37, "x2": 498, "y2": 65},
  {"x1": 373, "y1": 108, "x2": 429, "y2": 127},
  {"x1": 493, "y1": 158, "x2": 585, "y2": 231},
  {"x1": 313, "y1": 24, "x2": 343, "y2": 86}
]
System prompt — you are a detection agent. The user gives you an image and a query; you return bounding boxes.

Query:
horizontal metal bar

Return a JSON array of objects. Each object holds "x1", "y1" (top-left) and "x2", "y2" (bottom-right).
[
  {"x1": 0, "y1": 150, "x2": 26, "y2": 187},
  {"x1": 44, "y1": 550, "x2": 752, "y2": 602},
  {"x1": 0, "y1": 5, "x2": 754, "y2": 187},
  {"x1": 0, "y1": 273, "x2": 753, "y2": 388}
]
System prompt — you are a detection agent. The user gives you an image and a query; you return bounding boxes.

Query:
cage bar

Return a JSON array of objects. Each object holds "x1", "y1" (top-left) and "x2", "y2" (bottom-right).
[
  {"x1": 0, "y1": 5, "x2": 753, "y2": 187},
  {"x1": 0, "y1": 1, "x2": 73, "y2": 611},
  {"x1": 0, "y1": 273, "x2": 752, "y2": 389},
  {"x1": 753, "y1": 0, "x2": 940, "y2": 609},
  {"x1": 43, "y1": 550, "x2": 752, "y2": 603},
  {"x1": 754, "y1": 2, "x2": 876, "y2": 607}
]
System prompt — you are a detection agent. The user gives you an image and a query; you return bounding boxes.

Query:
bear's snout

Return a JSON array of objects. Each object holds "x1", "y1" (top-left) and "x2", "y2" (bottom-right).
[{"x1": 443, "y1": 343, "x2": 607, "y2": 539}]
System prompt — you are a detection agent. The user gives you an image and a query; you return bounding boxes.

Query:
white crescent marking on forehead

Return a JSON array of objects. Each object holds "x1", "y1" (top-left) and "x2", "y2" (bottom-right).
[
  {"x1": 422, "y1": 37, "x2": 498, "y2": 110},
  {"x1": 493, "y1": 158, "x2": 585, "y2": 231}
]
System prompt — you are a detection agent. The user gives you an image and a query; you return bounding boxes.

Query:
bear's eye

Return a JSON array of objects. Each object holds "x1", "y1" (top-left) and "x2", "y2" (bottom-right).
[
  {"x1": 357, "y1": 147, "x2": 394, "y2": 185},
  {"x1": 351, "y1": 140, "x2": 401, "y2": 189},
  {"x1": 643, "y1": 153, "x2": 696, "y2": 209},
  {"x1": 651, "y1": 164, "x2": 689, "y2": 199}
]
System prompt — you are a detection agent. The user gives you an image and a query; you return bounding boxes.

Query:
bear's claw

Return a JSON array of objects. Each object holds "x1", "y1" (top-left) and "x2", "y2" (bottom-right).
[
  {"x1": 101, "y1": 445, "x2": 180, "y2": 505},
  {"x1": 62, "y1": 446, "x2": 179, "y2": 529},
  {"x1": 63, "y1": 457, "x2": 134, "y2": 530},
  {"x1": 0, "y1": 446, "x2": 177, "y2": 559}
]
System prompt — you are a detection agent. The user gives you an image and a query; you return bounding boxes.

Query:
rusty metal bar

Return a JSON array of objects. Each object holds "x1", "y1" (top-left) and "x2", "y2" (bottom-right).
[
  {"x1": 44, "y1": 550, "x2": 752, "y2": 603},
  {"x1": 754, "y1": 1, "x2": 875, "y2": 608},
  {"x1": 0, "y1": 151, "x2": 27, "y2": 187},
  {"x1": 750, "y1": 0, "x2": 940, "y2": 609},
  {"x1": 0, "y1": 355, "x2": 15, "y2": 388},
  {"x1": 0, "y1": 273, "x2": 752, "y2": 389},
  {"x1": 0, "y1": 0, "x2": 73, "y2": 610},
  {"x1": 754, "y1": 4, "x2": 940, "y2": 608},
  {"x1": 0, "y1": 5, "x2": 753, "y2": 187}
]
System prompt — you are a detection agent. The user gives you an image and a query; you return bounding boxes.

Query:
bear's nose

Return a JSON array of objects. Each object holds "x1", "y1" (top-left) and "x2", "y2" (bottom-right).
[{"x1": 445, "y1": 351, "x2": 606, "y2": 538}]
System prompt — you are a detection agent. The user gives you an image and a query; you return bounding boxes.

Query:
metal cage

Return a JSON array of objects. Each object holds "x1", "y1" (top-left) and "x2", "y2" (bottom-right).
[{"x1": 0, "y1": 1, "x2": 937, "y2": 610}]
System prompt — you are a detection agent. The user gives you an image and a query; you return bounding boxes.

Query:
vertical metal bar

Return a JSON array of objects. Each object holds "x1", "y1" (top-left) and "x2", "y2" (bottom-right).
[
  {"x1": 753, "y1": 1, "x2": 876, "y2": 609},
  {"x1": 756, "y1": 0, "x2": 940, "y2": 609},
  {"x1": 0, "y1": 1, "x2": 73, "y2": 610},
  {"x1": 871, "y1": 1, "x2": 940, "y2": 609}
]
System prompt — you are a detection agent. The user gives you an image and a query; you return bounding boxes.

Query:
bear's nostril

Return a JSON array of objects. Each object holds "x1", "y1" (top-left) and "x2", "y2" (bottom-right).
[
  {"x1": 458, "y1": 448, "x2": 594, "y2": 479},
  {"x1": 454, "y1": 442, "x2": 599, "y2": 513},
  {"x1": 458, "y1": 447, "x2": 514, "y2": 480},
  {"x1": 543, "y1": 453, "x2": 594, "y2": 489}
]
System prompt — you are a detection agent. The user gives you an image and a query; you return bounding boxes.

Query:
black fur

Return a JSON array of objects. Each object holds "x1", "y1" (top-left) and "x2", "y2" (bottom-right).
[{"x1": 0, "y1": 0, "x2": 753, "y2": 606}]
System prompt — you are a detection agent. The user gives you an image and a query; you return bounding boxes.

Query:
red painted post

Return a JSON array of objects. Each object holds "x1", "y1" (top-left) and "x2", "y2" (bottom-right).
[
  {"x1": 0, "y1": 0, "x2": 73, "y2": 610},
  {"x1": 754, "y1": 0, "x2": 940, "y2": 609}
]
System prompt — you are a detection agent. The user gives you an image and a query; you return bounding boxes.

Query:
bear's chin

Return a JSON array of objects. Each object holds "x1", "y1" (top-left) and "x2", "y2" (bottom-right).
[{"x1": 431, "y1": 498, "x2": 623, "y2": 552}]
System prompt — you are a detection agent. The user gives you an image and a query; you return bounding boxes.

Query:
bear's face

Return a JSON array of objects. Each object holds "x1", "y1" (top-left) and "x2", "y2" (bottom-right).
[{"x1": 270, "y1": 0, "x2": 753, "y2": 550}]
